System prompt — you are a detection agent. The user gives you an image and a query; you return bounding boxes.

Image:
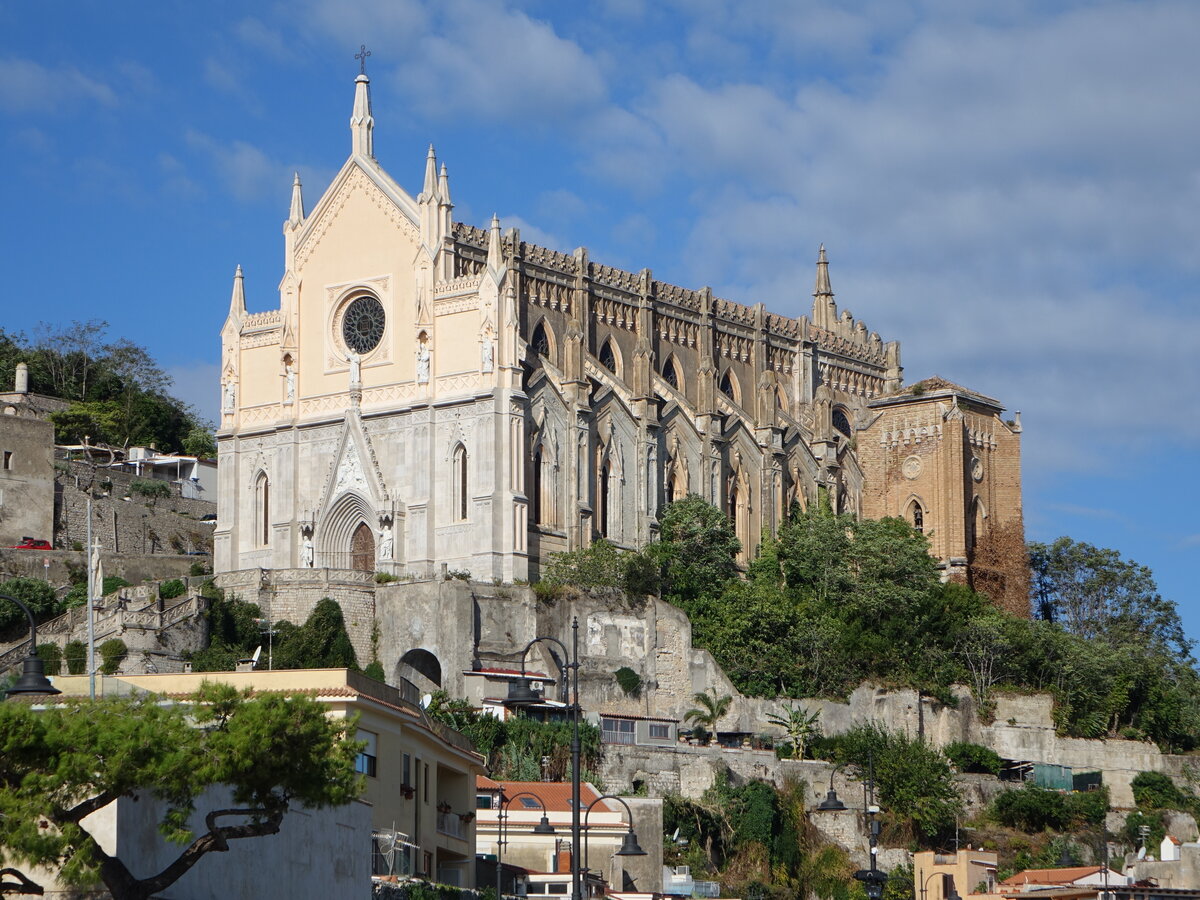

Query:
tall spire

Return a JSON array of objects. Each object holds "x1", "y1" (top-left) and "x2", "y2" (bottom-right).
[
  {"x1": 438, "y1": 163, "x2": 451, "y2": 207},
  {"x1": 229, "y1": 265, "x2": 246, "y2": 317},
  {"x1": 422, "y1": 145, "x2": 438, "y2": 201},
  {"x1": 350, "y1": 73, "x2": 374, "y2": 159},
  {"x1": 814, "y1": 244, "x2": 833, "y2": 298},
  {"x1": 288, "y1": 172, "x2": 305, "y2": 228},
  {"x1": 487, "y1": 214, "x2": 504, "y2": 274}
]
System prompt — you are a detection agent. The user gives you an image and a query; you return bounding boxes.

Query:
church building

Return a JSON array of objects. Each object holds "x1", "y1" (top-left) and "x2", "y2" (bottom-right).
[{"x1": 215, "y1": 68, "x2": 1025, "y2": 613}]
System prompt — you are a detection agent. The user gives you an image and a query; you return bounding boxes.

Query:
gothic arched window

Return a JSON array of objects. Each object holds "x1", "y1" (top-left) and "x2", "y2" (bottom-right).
[
  {"x1": 532, "y1": 444, "x2": 543, "y2": 526},
  {"x1": 598, "y1": 458, "x2": 612, "y2": 538},
  {"x1": 599, "y1": 338, "x2": 618, "y2": 375},
  {"x1": 531, "y1": 320, "x2": 553, "y2": 363},
  {"x1": 719, "y1": 370, "x2": 739, "y2": 404},
  {"x1": 453, "y1": 444, "x2": 469, "y2": 521},
  {"x1": 254, "y1": 472, "x2": 270, "y2": 547},
  {"x1": 832, "y1": 408, "x2": 852, "y2": 438},
  {"x1": 663, "y1": 357, "x2": 679, "y2": 390},
  {"x1": 908, "y1": 499, "x2": 925, "y2": 534}
]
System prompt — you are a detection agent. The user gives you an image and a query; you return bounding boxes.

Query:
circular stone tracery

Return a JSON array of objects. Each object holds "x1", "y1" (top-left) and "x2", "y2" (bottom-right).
[{"x1": 341, "y1": 296, "x2": 386, "y2": 354}]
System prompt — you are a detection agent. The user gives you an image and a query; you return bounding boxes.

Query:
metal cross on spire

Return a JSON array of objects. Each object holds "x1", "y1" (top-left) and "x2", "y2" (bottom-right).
[{"x1": 355, "y1": 44, "x2": 371, "y2": 76}]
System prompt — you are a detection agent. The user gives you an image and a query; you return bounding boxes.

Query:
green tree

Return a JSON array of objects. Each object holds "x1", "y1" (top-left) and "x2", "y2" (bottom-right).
[
  {"x1": 63, "y1": 639, "x2": 87, "y2": 675},
  {"x1": 652, "y1": 495, "x2": 741, "y2": 607},
  {"x1": 0, "y1": 577, "x2": 60, "y2": 635},
  {"x1": 766, "y1": 704, "x2": 822, "y2": 759},
  {"x1": 685, "y1": 689, "x2": 733, "y2": 743},
  {"x1": 274, "y1": 598, "x2": 359, "y2": 670},
  {"x1": 99, "y1": 638, "x2": 128, "y2": 675},
  {"x1": 0, "y1": 683, "x2": 361, "y2": 900},
  {"x1": 182, "y1": 425, "x2": 217, "y2": 459}
]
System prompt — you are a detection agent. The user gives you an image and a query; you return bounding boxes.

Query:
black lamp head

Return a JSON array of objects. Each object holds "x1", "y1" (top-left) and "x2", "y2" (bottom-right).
[
  {"x1": 817, "y1": 790, "x2": 847, "y2": 812},
  {"x1": 532, "y1": 815, "x2": 556, "y2": 835},
  {"x1": 616, "y1": 829, "x2": 647, "y2": 856},
  {"x1": 504, "y1": 677, "x2": 541, "y2": 707},
  {"x1": 5, "y1": 652, "x2": 61, "y2": 699}
]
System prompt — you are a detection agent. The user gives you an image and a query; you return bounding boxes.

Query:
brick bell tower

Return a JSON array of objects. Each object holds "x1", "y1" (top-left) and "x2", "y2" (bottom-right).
[{"x1": 856, "y1": 377, "x2": 1028, "y2": 617}]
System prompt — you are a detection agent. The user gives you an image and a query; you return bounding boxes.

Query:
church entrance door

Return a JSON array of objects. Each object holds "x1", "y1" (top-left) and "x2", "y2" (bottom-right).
[{"x1": 351, "y1": 522, "x2": 375, "y2": 572}]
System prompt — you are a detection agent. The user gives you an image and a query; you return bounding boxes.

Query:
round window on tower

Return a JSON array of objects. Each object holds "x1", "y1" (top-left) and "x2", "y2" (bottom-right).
[{"x1": 341, "y1": 295, "x2": 386, "y2": 354}]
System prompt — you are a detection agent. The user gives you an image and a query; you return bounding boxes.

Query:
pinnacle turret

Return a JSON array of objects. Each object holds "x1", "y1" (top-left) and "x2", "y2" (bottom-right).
[
  {"x1": 350, "y1": 73, "x2": 374, "y2": 159},
  {"x1": 438, "y1": 163, "x2": 451, "y2": 207},
  {"x1": 229, "y1": 265, "x2": 246, "y2": 317},
  {"x1": 422, "y1": 145, "x2": 438, "y2": 201},
  {"x1": 814, "y1": 244, "x2": 833, "y2": 298},
  {"x1": 288, "y1": 172, "x2": 305, "y2": 228},
  {"x1": 486, "y1": 214, "x2": 504, "y2": 274}
]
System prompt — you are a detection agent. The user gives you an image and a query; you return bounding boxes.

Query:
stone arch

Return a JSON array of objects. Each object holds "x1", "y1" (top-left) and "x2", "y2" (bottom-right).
[
  {"x1": 662, "y1": 354, "x2": 682, "y2": 392},
  {"x1": 598, "y1": 336, "x2": 621, "y2": 377},
  {"x1": 969, "y1": 496, "x2": 987, "y2": 551},
  {"x1": 905, "y1": 495, "x2": 926, "y2": 534},
  {"x1": 318, "y1": 490, "x2": 374, "y2": 569},
  {"x1": 719, "y1": 369, "x2": 741, "y2": 405},
  {"x1": 531, "y1": 318, "x2": 556, "y2": 366},
  {"x1": 397, "y1": 648, "x2": 443, "y2": 691},
  {"x1": 451, "y1": 442, "x2": 469, "y2": 521},
  {"x1": 832, "y1": 406, "x2": 853, "y2": 438},
  {"x1": 253, "y1": 470, "x2": 270, "y2": 548}
]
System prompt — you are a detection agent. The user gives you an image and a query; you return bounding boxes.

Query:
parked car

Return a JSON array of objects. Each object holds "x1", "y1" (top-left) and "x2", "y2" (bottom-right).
[{"x1": 8, "y1": 538, "x2": 51, "y2": 550}]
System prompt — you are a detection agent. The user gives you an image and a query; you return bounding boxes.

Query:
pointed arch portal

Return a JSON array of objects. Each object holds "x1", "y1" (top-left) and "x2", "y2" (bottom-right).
[{"x1": 351, "y1": 522, "x2": 375, "y2": 572}]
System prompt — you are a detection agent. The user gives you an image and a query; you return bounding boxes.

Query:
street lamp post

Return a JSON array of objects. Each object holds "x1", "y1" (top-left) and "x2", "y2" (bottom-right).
[
  {"x1": 816, "y1": 757, "x2": 888, "y2": 900},
  {"x1": 581, "y1": 794, "x2": 647, "y2": 893},
  {"x1": 503, "y1": 617, "x2": 582, "y2": 900},
  {"x1": 2, "y1": 592, "x2": 62, "y2": 698},
  {"x1": 496, "y1": 790, "x2": 556, "y2": 900}
]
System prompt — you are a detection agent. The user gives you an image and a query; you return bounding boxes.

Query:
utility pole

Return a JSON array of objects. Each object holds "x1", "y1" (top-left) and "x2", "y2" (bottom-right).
[{"x1": 86, "y1": 500, "x2": 96, "y2": 700}]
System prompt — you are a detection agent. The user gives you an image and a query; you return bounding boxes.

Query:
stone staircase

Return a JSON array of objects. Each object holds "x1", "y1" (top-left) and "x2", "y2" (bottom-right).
[{"x1": 0, "y1": 584, "x2": 210, "y2": 675}]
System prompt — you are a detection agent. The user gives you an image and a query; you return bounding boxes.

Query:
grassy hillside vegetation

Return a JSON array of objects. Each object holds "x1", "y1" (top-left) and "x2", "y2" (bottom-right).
[{"x1": 543, "y1": 494, "x2": 1200, "y2": 751}]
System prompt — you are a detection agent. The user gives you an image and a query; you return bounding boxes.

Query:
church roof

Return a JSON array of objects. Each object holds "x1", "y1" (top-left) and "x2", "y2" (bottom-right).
[{"x1": 870, "y1": 375, "x2": 1004, "y2": 412}]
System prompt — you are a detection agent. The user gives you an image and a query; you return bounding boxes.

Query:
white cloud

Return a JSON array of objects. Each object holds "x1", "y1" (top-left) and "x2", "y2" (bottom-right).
[
  {"x1": 0, "y1": 57, "x2": 117, "y2": 113},
  {"x1": 392, "y1": 1, "x2": 607, "y2": 123}
]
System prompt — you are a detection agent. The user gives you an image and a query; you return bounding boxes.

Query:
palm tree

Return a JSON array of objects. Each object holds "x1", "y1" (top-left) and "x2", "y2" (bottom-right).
[
  {"x1": 684, "y1": 689, "x2": 732, "y2": 744},
  {"x1": 765, "y1": 704, "x2": 822, "y2": 759}
]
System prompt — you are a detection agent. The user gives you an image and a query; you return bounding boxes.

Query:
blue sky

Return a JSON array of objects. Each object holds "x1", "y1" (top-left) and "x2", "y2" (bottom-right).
[{"x1": 2, "y1": 1, "x2": 1197, "y2": 639}]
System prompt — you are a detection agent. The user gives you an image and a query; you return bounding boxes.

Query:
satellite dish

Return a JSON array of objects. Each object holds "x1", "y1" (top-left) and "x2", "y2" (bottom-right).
[
  {"x1": 251, "y1": 646, "x2": 262, "y2": 667},
  {"x1": 421, "y1": 693, "x2": 433, "y2": 709}
]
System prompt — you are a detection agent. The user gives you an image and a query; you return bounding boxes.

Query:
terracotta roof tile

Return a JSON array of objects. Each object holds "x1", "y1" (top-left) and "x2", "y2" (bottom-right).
[
  {"x1": 1000, "y1": 866, "x2": 1105, "y2": 886},
  {"x1": 484, "y1": 780, "x2": 615, "y2": 814}
]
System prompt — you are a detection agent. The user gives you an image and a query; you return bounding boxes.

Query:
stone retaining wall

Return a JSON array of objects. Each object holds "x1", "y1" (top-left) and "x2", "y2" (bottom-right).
[{"x1": 56, "y1": 459, "x2": 215, "y2": 555}]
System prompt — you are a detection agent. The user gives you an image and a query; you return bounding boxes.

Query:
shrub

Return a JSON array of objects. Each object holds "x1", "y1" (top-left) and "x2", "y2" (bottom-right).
[
  {"x1": 64, "y1": 640, "x2": 87, "y2": 675},
  {"x1": 130, "y1": 478, "x2": 171, "y2": 499},
  {"x1": 1132, "y1": 771, "x2": 1195, "y2": 812},
  {"x1": 990, "y1": 783, "x2": 1068, "y2": 832},
  {"x1": 159, "y1": 579, "x2": 186, "y2": 601},
  {"x1": 615, "y1": 666, "x2": 642, "y2": 697},
  {"x1": 1065, "y1": 786, "x2": 1110, "y2": 825},
  {"x1": 63, "y1": 575, "x2": 131, "y2": 609},
  {"x1": 0, "y1": 577, "x2": 60, "y2": 632},
  {"x1": 944, "y1": 741, "x2": 1002, "y2": 775},
  {"x1": 99, "y1": 638, "x2": 128, "y2": 675},
  {"x1": 36, "y1": 643, "x2": 63, "y2": 677},
  {"x1": 824, "y1": 724, "x2": 963, "y2": 840},
  {"x1": 363, "y1": 661, "x2": 386, "y2": 682}
]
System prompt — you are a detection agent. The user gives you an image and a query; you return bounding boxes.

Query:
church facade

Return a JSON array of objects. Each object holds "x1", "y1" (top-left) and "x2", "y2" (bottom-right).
[{"x1": 215, "y1": 71, "x2": 1025, "y2": 610}]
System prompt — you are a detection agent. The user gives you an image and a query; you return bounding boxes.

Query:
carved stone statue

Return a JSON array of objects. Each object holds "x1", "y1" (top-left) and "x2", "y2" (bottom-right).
[
  {"x1": 347, "y1": 350, "x2": 362, "y2": 385},
  {"x1": 416, "y1": 343, "x2": 431, "y2": 384},
  {"x1": 378, "y1": 523, "x2": 393, "y2": 560},
  {"x1": 285, "y1": 361, "x2": 296, "y2": 402},
  {"x1": 301, "y1": 536, "x2": 314, "y2": 568},
  {"x1": 222, "y1": 379, "x2": 236, "y2": 412},
  {"x1": 480, "y1": 336, "x2": 494, "y2": 373}
]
